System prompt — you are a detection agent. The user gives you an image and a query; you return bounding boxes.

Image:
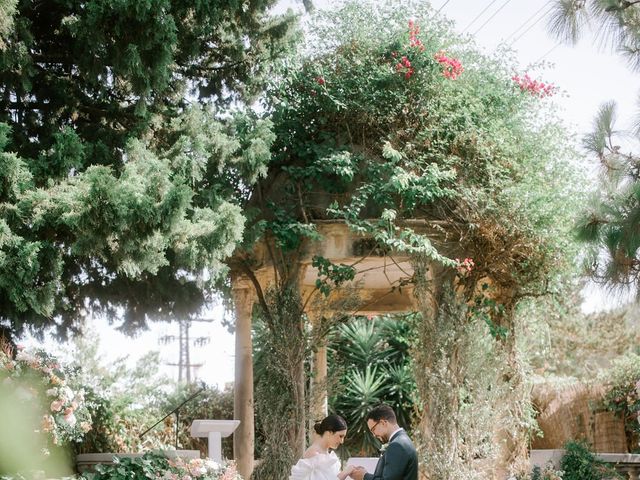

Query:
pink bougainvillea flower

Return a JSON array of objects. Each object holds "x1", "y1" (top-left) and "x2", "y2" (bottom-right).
[
  {"x1": 408, "y1": 20, "x2": 425, "y2": 51},
  {"x1": 455, "y1": 257, "x2": 475, "y2": 277},
  {"x1": 512, "y1": 74, "x2": 556, "y2": 98},
  {"x1": 395, "y1": 56, "x2": 415, "y2": 79},
  {"x1": 434, "y1": 51, "x2": 464, "y2": 80}
]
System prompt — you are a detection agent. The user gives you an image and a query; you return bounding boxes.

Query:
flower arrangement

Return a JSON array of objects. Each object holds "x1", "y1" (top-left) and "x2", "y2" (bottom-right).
[
  {"x1": 90, "y1": 452, "x2": 242, "y2": 480},
  {"x1": 167, "y1": 456, "x2": 242, "y2": 480},
  {"x1": 0, "y1": 344, "x2": 92, "y2": 449},
  {"x1": 0, "y1": 454, "x2": 243, "y2": 480}
]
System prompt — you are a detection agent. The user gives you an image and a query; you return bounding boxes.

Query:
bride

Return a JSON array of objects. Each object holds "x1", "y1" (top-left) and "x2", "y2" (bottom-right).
[{"x1": 289, "y1": 414, "x2": 355, "y2": 480}]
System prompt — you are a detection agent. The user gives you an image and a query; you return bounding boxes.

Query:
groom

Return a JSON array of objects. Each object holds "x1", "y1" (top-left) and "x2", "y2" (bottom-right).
[{"x1": 350, "y1": 404, "x2": 418, "y2": 480}]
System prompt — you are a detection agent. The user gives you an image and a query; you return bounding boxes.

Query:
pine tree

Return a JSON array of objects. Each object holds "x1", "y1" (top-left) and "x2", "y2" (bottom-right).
[
  {"x1": 548, "y1": 0, "x2": 640, "y2": 70},
  {"x1": 0, "y1": 0, "x2": 296, "y2": 339},
  {"x1": 548, "y1": 1, "x2": 640, "y2": 292},
  {"x1": 0, "y1": 0, "x2": 16, "y2": 47}
]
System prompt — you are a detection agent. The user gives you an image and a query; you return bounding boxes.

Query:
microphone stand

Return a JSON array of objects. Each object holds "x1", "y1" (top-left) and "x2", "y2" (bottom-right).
[{"x1": 139, "y1": 387, "x2": 205, "y2": 449}]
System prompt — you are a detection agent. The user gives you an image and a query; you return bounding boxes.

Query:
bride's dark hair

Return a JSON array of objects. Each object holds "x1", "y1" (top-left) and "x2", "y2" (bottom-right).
[{"x1": 313, "y1": 414, "x2": 347, "y2": 435}]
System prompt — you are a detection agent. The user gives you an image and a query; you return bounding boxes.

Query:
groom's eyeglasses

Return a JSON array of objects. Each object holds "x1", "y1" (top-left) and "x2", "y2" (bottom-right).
[{"x1": 369, "y1": 420, "x2": 381, "y2": 436}]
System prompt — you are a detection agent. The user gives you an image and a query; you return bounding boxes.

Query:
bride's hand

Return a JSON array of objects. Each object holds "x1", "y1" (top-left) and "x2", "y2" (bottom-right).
[{"x1": 338, "y1": 464, "x2": 355, "y2": 480}]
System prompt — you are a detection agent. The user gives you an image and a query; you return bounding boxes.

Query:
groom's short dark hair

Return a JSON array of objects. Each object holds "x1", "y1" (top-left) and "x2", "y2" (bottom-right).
[{"x1": 367, "y1": 404, "x2": 397, "y2": 423}]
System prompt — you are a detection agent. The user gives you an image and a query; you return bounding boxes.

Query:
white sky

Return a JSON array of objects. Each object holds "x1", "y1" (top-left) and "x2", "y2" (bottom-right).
[{"x1": 23, "y1": 0, "x2": 639, "y2": 387}]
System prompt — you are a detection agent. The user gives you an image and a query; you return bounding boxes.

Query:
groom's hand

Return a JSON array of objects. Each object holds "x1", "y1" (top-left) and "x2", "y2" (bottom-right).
[{"x1": 350, "y1": 466, "x2": 367, "y2": 480}]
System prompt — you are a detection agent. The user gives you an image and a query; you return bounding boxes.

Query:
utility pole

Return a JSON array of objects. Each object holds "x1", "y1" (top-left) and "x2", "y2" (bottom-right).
[{"x1": 159, "y1": 318, "x2": 213, "y2": 383}]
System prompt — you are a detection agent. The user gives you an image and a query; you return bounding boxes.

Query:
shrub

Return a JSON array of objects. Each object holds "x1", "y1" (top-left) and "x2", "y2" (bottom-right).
[
  {"x1": 0, "y1": 345, "x2": 92, "y2": 449},
  {"x1": 560, "y1": 441, "x2": 621, "y2": 480},
  {"x1": 600, "y1": 353, "x2": 640, "y2": 452},
  {"x1": 83, "y1": 452, "x2": 241, "y2": 480}
]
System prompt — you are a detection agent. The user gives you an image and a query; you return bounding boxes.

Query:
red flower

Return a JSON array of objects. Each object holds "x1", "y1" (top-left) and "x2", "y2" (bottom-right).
[
  {"x1": 315, "y1": 76, "x2": 325, "y2": 85},
  {"x1": 408, "y1": 20, "x2": 425, "y2": 51},
  {"x1": 395, "y1": 56, "x2": 415, "y2": 79},
  {"x1": 434, "y1": 51, "x2": 464, "y2": 80},
  {"x1": 512, "y1": 74, "x2": 556, "y2": 97}
]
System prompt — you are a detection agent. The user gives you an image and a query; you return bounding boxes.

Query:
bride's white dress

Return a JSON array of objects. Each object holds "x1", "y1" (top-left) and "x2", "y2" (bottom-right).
[{"x1": 289, "y1": 451, "x2": 340, "y2": 480}]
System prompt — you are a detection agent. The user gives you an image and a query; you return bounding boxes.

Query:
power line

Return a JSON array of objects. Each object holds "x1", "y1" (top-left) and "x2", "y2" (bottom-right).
[
  {"x1": 461, "y1": 0, "x2": 501, "y2": 33},
  {"x1": 473, "y1": 0, "x2": 515, "y2": 36},
  {"x1": 504, "y1": 0, "x2": 553, "y2": 43},
  {"x1": 509, "y1": 4, "x2": 551, "y2": 45},
  {"x1": 435, "y1": 0, "x2": 452, "y2": 15},
  {"x1": 510, "y1": 2, "x2": 555, "y2": 45},
  {"x1": 534, "y1": 41, "x2": 562, "y2": 63}
]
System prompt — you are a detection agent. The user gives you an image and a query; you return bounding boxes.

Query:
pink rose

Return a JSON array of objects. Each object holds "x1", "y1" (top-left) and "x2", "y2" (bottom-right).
[
  {"x1": 50, "y1": 400, "x2": 63, "y2": 412},
  {"x1": 63, "y1": 410, "x2": 77, "y2": 427}
]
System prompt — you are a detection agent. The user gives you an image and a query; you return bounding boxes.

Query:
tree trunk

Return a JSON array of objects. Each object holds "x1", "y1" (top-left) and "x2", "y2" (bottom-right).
[{"x1": 411, "y1": 258, "x2": 529, "y2": 479}]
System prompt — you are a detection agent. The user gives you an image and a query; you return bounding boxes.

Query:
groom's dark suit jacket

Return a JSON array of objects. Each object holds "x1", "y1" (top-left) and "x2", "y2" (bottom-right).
[{"x1": 364, "y1": 429, "x2": 418, "y2": 480}]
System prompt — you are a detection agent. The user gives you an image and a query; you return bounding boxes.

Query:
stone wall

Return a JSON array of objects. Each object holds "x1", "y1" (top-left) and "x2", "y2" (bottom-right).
[{"x1": 531, "y1": 382, "x2": 628, "y2": 453}]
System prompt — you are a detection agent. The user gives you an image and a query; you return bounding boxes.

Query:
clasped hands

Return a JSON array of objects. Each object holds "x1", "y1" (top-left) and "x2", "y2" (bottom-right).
[{"x1": 347, "y1": 465, "x2": 367, "y2": 480}]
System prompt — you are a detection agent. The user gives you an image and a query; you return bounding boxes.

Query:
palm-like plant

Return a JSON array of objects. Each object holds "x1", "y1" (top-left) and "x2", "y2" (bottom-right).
[
  {"x1": 548, "y1": 0, "x2": 640, "y2": 71},
  {"x1": 331, "y1": 318, "x2": 390, "y2": 369},
  {"x1": 548, "y1": 1, "x2": 640, "y2": 292},
  {"x1": 333, "y1": 365, "x2": 387, "y2": 455},
  {"x1": 329, "y1": 315, "x2": 418, "y2": 456},
  {"x1": 575, "y1": 101, "x2": 640, "y2": 292}
]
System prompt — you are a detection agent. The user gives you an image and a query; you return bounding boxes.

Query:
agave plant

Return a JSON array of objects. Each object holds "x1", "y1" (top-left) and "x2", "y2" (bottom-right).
[
  {"x1": 331, "y1": 318, "x2": 390, "y2": 369},
  {"x1": 332, "y1": 364, "x2": 387, "y2": 455},
  {"x1": 329, "y1": 315, "x2": 418, "y2": 456}
]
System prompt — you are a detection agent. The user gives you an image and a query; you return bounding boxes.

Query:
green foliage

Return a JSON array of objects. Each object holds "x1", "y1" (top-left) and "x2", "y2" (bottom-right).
[
  {"x1": 0, "y1": 0, "x2": 16, "y2": 47},
  {"x1": 252, "y1": 0, "x2": 583, "y2": 300},
  {"x1": 80, "y1": 452, "x2": 241, "y2": 480},
  {"x1": 525, "y1": 464, "x2": 564, "y2": 480},
  {"x1": 412, "y1": 282, "x2": 520, "y2": 480},
  {"x1": 519, "y1": 285, "x2": 640, "y2": 377},
  {"x1": 53, "y1": 331, "x2": 233, "y2": 456},
  {"x1": 599, "y1": 353, "x2": 640, "y2": 452},
  {"x1": 312, "y1": 255, "x2": 356, "y2": 297},
  {"x1": 159, "y1": 384, "x2": 235, "y2": 458},
  {"x1": 0, "y1": 0, "x2": 297, "y2": 338},
  {"x1": 470, "y1": 290, "x2": 510, "y2": 341},
  {"x1": 574, "y1": 101, "x2": 640, "y2": 293},
  {"x1": 560, "y1": 441, "x2": 622, "y2": 480},
  {"x1": 329, "y1": 315, "x2": 418, "y2": 456},
  {"x1": 548, "y1": 0, "x2": 640, "y2": 70},
  {"x1": 252, "y1": 287, "x2": 308, "y2": 479}
]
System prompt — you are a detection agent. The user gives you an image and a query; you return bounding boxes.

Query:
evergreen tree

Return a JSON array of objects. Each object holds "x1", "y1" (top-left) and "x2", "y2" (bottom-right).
[
  {"x1": 0, "y1": 0, "x2": 296, "y2": 339},
  {"x1": 548, "y1": 0, "x2": 640, "y2": 70},
  {"x1": 548, "y1": 1, "x2": 640, "y2": 293},
  {"x1": 0, "y1": 0, "x2": 16, "y2": 47}
]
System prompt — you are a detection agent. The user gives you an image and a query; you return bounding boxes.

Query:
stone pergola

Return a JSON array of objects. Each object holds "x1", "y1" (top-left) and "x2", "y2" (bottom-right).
[{"x1": 231, "y1": 221, "x2": 418, "y2": 478}]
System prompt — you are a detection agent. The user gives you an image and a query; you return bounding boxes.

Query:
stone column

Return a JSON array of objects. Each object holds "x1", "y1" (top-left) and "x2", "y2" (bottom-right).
[
  {"x1": 232, "y1": 282, "x2": 255, "y2": 479},
  {"x1": 312, "y1": 343, "x2": 328, "y2": 417},
  {"x1": 309, "y1": 312, "x2": 328, "y2": 436}
]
